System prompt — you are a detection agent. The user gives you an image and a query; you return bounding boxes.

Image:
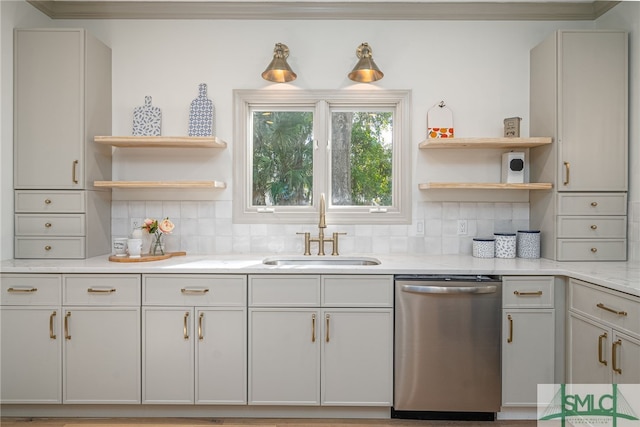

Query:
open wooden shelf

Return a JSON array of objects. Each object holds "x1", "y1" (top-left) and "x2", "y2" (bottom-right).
[
  {"x1": 419, "y1": 182, "x2": 553, "y2": 190},
  {"x1": 94, "y1": 135, "x2": 227, "y2": 148},
  {"x1": 418, "y1": 137, "x2": 552, "y2": 149},
  {"x1": 94, "y1": 180, "x2": 227, "y2": 189}
]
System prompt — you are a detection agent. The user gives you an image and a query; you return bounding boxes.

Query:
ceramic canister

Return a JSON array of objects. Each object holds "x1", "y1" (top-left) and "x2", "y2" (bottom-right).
[
  {"x1": 473, "y1": 237, "x2": 495, "y2": 258},
  {"x1": 494, "y1": 233, "x2": 516, "y2": 258},
  {"x1": 517, "y1": 230, "x2": 541, "y2": 258}
]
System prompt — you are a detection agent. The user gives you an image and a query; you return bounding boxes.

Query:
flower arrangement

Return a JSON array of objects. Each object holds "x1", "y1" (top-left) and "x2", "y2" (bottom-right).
[{"x1": 142, "y1": 217, "x2": 175, "y2": 255}]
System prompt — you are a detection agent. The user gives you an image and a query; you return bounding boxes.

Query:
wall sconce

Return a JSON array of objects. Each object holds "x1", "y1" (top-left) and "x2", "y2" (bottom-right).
[
  {"x1": 348, "y1": 42, "x2": 384, "y2": 83},
  {"x1": 262, "y1": 43, "x2": 297, "y2": 83}
]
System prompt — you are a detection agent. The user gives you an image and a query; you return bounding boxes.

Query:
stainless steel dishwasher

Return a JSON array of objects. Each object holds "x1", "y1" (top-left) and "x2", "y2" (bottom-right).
[{"x1": 393, "y1": 274, "x2": 502, "y2": 420}]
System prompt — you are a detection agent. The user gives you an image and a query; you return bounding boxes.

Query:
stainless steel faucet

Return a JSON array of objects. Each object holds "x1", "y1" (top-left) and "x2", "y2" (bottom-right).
[{"x1": 298, "y1": 193, "x2": 345, "y2": 256}]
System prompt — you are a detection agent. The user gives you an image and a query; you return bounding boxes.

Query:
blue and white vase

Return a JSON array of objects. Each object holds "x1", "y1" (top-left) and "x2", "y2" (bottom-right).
[
  {"x1": 188, "y1": 83, "x2": 215, "y2": 136},
  {"x1": 133, "y1": 95, "x2": 162, "y2": 136}
]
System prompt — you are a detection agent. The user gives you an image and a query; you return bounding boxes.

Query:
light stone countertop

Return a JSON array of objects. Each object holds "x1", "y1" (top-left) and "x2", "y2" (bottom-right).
[{"x1": 2, "y1": 254, "x2": 639, "y2": 298}]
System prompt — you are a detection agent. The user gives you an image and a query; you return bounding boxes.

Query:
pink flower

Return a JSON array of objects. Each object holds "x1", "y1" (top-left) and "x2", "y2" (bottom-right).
[{"x1": 159, "y1": 218, "x2": 174, "y2": 234}]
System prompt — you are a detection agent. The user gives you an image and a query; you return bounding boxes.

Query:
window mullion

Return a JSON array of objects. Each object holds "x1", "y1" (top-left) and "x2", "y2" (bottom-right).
[{"x1": 314, "y1": 100, "x2": 329, "y2": 211}]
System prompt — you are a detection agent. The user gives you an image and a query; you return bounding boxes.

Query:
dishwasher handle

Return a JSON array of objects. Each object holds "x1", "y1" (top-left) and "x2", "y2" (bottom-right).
[{"x1": 400, "y1": 284, "x2": 498, "y2": 295}]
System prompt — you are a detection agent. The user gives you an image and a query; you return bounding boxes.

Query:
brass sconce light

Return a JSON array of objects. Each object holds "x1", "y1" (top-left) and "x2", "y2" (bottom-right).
[
  {"x1": 348, "y1": 42, "x2": 384, "y2": 83},
  {"x1": 262, "y1": 43, "x2": 297, "y2": 83}
]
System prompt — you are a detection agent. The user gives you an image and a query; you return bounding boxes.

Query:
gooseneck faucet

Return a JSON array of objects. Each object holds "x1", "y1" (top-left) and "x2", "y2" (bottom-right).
[{"x1": 298, "y1": 193, "x2": 346, "y2": 256}]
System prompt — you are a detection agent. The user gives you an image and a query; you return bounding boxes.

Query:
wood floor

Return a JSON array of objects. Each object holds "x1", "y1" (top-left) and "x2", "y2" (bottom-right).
[{"x1": 0, "y1": 418, "x2": 537, "y2": 427}]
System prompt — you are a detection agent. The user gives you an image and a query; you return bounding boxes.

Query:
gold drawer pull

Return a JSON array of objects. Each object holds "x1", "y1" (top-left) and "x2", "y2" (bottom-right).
[
  {"x1": 507, "y1": 314, "x2": 513, "y2": 343},
  {"x1": 87, "y1": 288, "x2": 116, "y2": 294},
  {"x1": 591, "y1": 247, "x2": 598, "y2": 253},
  {"x1": 44, "y1": 245, "x2": 52, "y2": 251},
  {"x1": 591, "y1": 201, "x2": 598, "y2": 207},
  {"x1": 7, "y1": 287, "x2": 38, "y2": 293},
  {"x1": 563, "y1": 161, "x2": 570, "y2": 186},
  {"x1": 45, "y1": 222, "x2": 52, "y2": 228},
  {"x1": 311, "y1": 313, "x2": 316, "y2": 343},
  {"x1": 183, "y1": 311, "x2": 190, "y2": 340},
  {"x1": 590, "y1": 225, "x2": 598, "y2": 230},
  {"x1": 598, "y1": 332, "x2": 607, "y2": 366},
  {"x1": 45, "y1": 198, "x2": 52, "y2": 205},
  {"x1": 612, "y1": 339, "x2": 622, "y2": 374},
  {"x1": 198, "y1": 313, "x2": 204, "y2": 341},
  {"x1": 181, "y1": 288, "x2": 209, "y2": 294},
  {"x1": 49, "y1": 311, "x2": 57, "y2": 339},
  {"x1": 513, "y1": 290, "x2": 543, "y2": 296},
  {"x1": 325, "y1": 313, "x2": 330, "y2": 343},
  {"x1": 72, "y1": 160, "x2": 79, "y2": 184},
  {"x1": 596, "y1": 303, "x2": 627, "y2": 316},
  {"x1": 64, "y1": 312, "x2": 71, "y2": 340}
]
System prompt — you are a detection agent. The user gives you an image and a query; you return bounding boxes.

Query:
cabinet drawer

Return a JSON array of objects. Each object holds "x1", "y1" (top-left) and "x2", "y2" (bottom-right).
[
  {"x1": 322, "y1": 275, "x2": 393, "y2": 307},
  {"x1": 15, "y1": 214, "x2": 85, "y2": 236},
  {"x1": 15, "y1": 190, "x2": 85, "y2": 213},
  {"x1": 557, "y1": 193, "x2": 627, "y2": 216},
  {"x1": 64, "y1": 274, "x2": 141, "y2": 306},
  {"x1": 15, "y1": 237, "x2": 85, "y2": 259},
  {"x1": 502, "y1": 276, "x2": 554, "y2": 308},
  {"x1": 1, "y1": 274, "x2": 62, "y2": 305},
  {"x1": 557, "y1": 216, "x2": 626, "y2": 238},
  {"x1": 569, "y1": 278, "x2": 639, "y2": 336},
  {"x1": 249, "y1": 275, "x2": 320, "y2": 307},
  {"x1": 143, "y1": 274, "x2": 246, "y2": 306},
  {"x1": 557, "y1": 239, "x2": 626, "y2": 261}
]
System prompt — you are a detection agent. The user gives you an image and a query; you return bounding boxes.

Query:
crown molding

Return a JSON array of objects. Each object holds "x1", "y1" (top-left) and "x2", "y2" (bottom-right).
[{"x1": 26, "y1": 1, "x2": 621, "y2": 20}]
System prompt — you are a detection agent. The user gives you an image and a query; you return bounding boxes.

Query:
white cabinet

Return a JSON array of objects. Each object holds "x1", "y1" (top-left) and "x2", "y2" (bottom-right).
[
  {"x1": 1, "y1": 274, "x2": 62, "y2": 403},
  {"x1": 501, "y1": 276, "x2": 555, "y2": 407},
  {"x1": 62, "y1": 275, "x2": 141, "y2": 403},
  {"x1": 13, "y1": 28, "x2": 112, "y2": 258},
  {"x1": 248, "y1": 275, "x2": 393, "y2": 407},
  {"x1": 568, "y1": 278, "x2": 640, "y2": 384},
  {"x1": 142, "y1": 274, "x2": 247, "y2": 404},
  {"x1": 530, "y1": 30, "x2": 628, "y2": 261}
]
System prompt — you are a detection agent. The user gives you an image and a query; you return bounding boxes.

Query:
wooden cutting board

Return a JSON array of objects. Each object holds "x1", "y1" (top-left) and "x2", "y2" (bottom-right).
[{"x1": 108, "y1": 251, "x2": 186, "y2": 262}]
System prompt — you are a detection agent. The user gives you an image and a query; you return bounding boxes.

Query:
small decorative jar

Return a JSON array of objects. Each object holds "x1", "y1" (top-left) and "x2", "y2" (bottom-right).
[
  {"x1": 473, "y1": 237, "x2": 495, "y2": 258},
  {"x1": 517, "y1": 230, "x2": 541, "y2": 258},
  {"x1": 494, "y1": 233, "x2": 516, "y2": 258}
]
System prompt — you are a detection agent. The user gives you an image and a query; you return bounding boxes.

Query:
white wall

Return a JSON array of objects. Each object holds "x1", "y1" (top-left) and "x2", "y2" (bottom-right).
[{"x1": 2, "y1": 1, "x2": 638, "y2": 258}]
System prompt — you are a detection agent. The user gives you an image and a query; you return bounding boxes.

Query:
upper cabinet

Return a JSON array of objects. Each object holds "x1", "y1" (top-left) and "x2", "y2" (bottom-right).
[{"x1": 530, "y1": 30, "x2": 628, "y2": 261}]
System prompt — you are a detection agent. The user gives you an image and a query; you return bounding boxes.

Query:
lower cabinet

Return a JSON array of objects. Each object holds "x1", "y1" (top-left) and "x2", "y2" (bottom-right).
[
  {"x1": 142, "y1": 274, "x2": 247, "y2": 404},
  {"x1": 501, "y1": 276, "x2": 555, "y2": 407},
  {"x1": 248, "y1": 275, "x2": 393, "y2": 407},
  {"x1": 568, "y1": 278, "x2": 640, "y2": 384}
]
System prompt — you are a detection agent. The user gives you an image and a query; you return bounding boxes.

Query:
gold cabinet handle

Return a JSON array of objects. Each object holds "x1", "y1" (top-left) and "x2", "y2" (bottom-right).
[
  {"x1": 596, "y1": 303, "x2": 628, "y2": 316},
  {"x1": 7, "y1": 287, "x2": 38, "y2": 293},
  {"x1": 591, "y1": 201, "x2": 598, "y2": 207},
  {"x1": 513, "y1": 290, "x2": 543, "y2": 296},
  {"x1": 72, "y1": 160, "x2": 79, "y2": 184},
  {"x1": 45, "y1": 222, "x2": 52, "y2": 228},
  {"x1": 507, "y1": 314, "x2": 513, "y2": 343},
  {"x1": 44, "y1": 245, "x2": 52, "y2": 251},
  {"x1": 87, "y1": 288, "x2": 116, "y2": 294},
  {"x1": 598, "y1": 332, "x2": 608, "y2": 366},
  {"x1": 180, "y1": 288, "x2": 210, "y2": 295},
  {"x1": 590, "y1": 224, "x2": 598, "y2": 230},
  {"x1": 64, "y1": 312, "x2": 71, "y2": 340},
  {"x1": 591, "y1": 247, "x2": 598, "y2": 253},
  {"x1": 49, "y1": 311, "x2": 57, "y2": 339},
  {"x1": 325, "y1": 313, "x2": 330, "y2": 343},
  {"x1": 45, "y1": 198, "x2": 52, "y2": 205},
  {"x1": 183, "y1": 311, "x2": 190, "y2": 340},
  {"x1": 198, "y1": 313, "x2": 204, "y2": 341},
  {"x1": 311, "y1": 313, "x2": 316, "y2": 343},
  {"x1": 563, "y1": 161, "x2": 570, "y2": 186},
  {"x1": 612, "y1": 339, "x2": 622, "y2": 374}
]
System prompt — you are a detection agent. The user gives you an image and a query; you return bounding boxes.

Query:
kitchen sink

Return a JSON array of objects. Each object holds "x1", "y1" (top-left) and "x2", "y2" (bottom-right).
[{"x1": 262, "y1": 256, "x2": 381, "y2": 266}]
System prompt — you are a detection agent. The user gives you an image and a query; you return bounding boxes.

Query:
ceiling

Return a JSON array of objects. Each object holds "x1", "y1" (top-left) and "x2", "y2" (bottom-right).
[{"x1": 26, "y1": 0, "x2": 621, "y2": 20}]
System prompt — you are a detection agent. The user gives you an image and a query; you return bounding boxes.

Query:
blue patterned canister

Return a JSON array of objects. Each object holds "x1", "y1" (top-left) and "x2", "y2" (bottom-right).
[
  {"x1": 517, "y1": 230, "x2": 541, "y2": 258},
  {"x1": 188, "y1": 83, "x2": 215, "y2": 136},
  {"x1": 473, "y1": 237, "x2": 495, "y2": 258},
  {"x1": 494, "y1": 233, "x2": 516, "y2": 258}
]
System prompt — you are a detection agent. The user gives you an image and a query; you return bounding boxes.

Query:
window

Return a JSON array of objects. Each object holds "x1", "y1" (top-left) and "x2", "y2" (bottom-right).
[{"x1": 233, "y1": 90, "x2": 411, "y2": 224}]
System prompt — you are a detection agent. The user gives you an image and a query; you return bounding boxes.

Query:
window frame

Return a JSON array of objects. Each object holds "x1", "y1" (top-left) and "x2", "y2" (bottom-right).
[{"x1": 233, "y1": 89, "x2": 411, "y2": 225}]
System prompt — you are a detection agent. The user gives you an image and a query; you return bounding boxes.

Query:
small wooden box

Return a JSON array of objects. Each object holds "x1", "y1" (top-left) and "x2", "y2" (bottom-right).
[{"x1": 504, "y1": 117, "x2": 522, "y2": 137}]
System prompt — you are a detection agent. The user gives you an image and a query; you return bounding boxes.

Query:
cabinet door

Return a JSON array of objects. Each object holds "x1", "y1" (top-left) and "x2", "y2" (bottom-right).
[
  {"x1": 612, "y1": 331, "x2": 640, "y2": 385},
  {"x1": 321, "y1": 309, "x2": 393, "y2": 406},
  {"x1": 63, "y1": 307, "x2": 140, "y2": 403},
  {"x1": 559, "y1": 31, "x2": 627, "y2": 191},
  {"x1": 1, "y1": 307, "x2": 62, "y2": 403},
  {"x1": 143, "y1": 307, "x2": 194, "y2": 404},
  {"x1": 196, "y1": 308, "x2": 247, "y2": 404},
  {"x1": 14, "y1": 29, "x2": 84, "y2": 189},
  {"x1": 249, "y1": 308, "x2": 320, "y2": 405},
  {"x1": 502, "y1": 309, "x2": 555, "y2": 406},
  {"x1": 568, "y1": 312, "x2": 611, "y2": 384}
]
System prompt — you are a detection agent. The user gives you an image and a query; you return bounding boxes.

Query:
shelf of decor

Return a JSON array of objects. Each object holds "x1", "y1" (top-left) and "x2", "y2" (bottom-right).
[
  {"x1": 94, "y1": 180, "x2": 227, "y2": 189},
  {"x1": 418, "y1": 136, "x2": 552, "y2": 149},
  {"x1": 418, "y1": 182, "x2": 553, "y2": 190},
  {"x1": 94, "y1": 135, "x2": 227, "y2": 148}
]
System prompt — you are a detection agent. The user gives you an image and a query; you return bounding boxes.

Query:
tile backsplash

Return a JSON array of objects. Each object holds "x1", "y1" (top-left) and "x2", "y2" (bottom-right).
[{"x1": 112, "y1": 201, "x2": 531, "y2": 256}]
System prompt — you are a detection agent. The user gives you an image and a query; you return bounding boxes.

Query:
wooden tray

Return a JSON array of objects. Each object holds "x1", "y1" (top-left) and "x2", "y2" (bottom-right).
[{"x1": 108, "y1": 251, "x2": 186, "y2": 262}]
